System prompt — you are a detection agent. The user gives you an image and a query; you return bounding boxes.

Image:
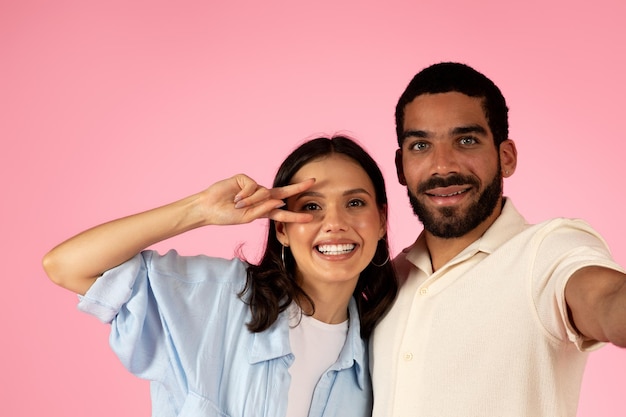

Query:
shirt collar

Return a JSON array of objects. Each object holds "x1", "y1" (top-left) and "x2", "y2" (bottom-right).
[
  {"x1": 248, "y1": 310, "x2": 292, "y2": 365},
  {"x1": 476, "y1": 198, "x2": 529, "y2": 254},
  {"x1": 403, "y1": 198, "x2": 529, "y2": 273}
]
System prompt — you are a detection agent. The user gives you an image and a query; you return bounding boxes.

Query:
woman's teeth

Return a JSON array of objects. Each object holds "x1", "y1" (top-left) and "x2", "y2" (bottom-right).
[{"x1": 316, "y1": 244, "x2": 356, "y2": 255}]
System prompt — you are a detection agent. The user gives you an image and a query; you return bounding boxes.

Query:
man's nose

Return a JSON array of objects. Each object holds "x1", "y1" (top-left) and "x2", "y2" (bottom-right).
[{"x1": 430, "y1": 144, "x2": 459, "y2": 175}]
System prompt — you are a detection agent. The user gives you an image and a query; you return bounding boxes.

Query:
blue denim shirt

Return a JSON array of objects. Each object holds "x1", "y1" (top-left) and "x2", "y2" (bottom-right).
[{"x1": 78, "y1": 250, "x2": 372, "y2": 417}]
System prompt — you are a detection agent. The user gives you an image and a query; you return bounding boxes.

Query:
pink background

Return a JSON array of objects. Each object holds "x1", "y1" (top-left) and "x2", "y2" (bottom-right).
[{"x1": 2, "y1": 1, "x2": 624, "y2": 416}]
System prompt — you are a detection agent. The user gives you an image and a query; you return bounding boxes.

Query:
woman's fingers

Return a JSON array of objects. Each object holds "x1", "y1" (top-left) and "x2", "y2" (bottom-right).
[
  {"x1": 268, "y1": 208, "x2": 314, "y2": 224},
  {"x1": 228, "y1": 175, "x2": 315, "y2": 224},
  {"x1": 233, "y1": 178, "x2": 315, "y2": 209},
  {"x1": 270, "y1": 178, "x2": 315, "y2": 200},
  {"x1": 238, "y1": 200, "x2": 313, "y2": 224},
  {"x1": 232, "y1": 175, "x2": 265, "y2": 206}
]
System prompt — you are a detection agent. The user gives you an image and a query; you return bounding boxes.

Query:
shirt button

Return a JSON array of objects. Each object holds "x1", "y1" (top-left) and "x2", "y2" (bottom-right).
[
  {"x1": 419, "y1": 287, "x2": 428, "y2": 295},
  {"x1": 403, "y1": 352, "x2": 413, "y2": 361}
]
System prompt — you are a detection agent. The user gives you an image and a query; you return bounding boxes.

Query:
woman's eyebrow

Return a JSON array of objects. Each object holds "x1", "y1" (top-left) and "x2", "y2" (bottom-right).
[
  {"x1": 294, "y1": 188, "x2": 372, "y2": 200},
  {"x1": 294, "y1": 191, "x2": 323, "y2": 200},
  {"x1": 344, "y1": 188, "x2": 372, "y2": 197}
]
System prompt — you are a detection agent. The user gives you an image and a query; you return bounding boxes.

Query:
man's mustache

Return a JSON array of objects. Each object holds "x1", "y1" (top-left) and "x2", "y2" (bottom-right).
[{"x1": 417, "y1": 174, "x2": 480, "y2": 194}]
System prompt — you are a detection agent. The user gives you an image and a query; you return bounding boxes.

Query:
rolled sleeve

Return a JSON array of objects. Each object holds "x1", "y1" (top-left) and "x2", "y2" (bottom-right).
[
  {"x1": 78, "y1": 251, "x2": 171, "y2": 378},
  {"x1": 77, "y1": 252, "x2": 147, "y2": 323}
]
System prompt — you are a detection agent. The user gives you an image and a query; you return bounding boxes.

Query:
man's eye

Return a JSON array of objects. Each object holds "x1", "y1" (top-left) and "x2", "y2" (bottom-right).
[
  {"x1": 410, "y1": 142, "x2": 428, "y2": 151},
  {"x1": 459, "y1": 136, "x2": 477, "y2": 145}
]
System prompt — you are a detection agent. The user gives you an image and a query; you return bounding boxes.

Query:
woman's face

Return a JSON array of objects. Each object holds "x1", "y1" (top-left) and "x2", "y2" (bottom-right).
[{"x1": 276, "y1": 154, "x2": 386, "y2": 295}]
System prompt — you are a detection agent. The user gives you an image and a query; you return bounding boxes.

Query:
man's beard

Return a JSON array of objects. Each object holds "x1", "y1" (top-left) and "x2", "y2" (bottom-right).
[{"x1": 408, "y1": 170, "x2": 502, "y2": 239}]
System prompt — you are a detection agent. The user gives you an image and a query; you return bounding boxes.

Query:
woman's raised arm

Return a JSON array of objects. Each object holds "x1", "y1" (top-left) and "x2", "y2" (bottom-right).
[{"x1": 42, "y1": 174, "x2": 314, "y2": 295}]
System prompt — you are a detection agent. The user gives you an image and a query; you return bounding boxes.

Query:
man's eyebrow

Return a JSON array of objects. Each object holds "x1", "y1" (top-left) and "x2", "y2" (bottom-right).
[
  {"x1": 402, "y1": 125, "x2": 488, "y2": 141},
  {"x1": 451, "y1": 124, "x2": 488, "y2": 135},
  {"x1": 401, "y1": 129, "x2": 430, "y2": 141}
]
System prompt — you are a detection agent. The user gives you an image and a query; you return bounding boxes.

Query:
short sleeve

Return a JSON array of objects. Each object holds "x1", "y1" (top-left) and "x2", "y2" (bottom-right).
[{"x1": 531, "y1": 219, "x2": 624, "y2": 351}]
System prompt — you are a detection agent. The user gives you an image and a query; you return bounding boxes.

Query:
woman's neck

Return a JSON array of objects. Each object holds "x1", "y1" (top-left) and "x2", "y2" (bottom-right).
[{"x1": 297, "y1": 284, "x2": 353, "y2": 324}]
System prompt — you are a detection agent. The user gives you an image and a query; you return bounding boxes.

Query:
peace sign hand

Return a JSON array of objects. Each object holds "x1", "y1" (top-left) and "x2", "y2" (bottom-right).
[{"x1": 200, "y1": 174, "x2": 315, "y2": 226}]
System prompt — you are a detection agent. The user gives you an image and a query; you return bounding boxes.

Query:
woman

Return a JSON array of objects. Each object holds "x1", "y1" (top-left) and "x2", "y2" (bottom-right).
[{"x1": 43, "y1": 135, "x2": 397, "y2": 417}]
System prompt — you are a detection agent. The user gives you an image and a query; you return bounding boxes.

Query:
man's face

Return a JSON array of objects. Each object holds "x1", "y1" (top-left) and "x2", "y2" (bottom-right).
[{"x1": 396, "y1": 92, "x2": 507, "y2": 239}]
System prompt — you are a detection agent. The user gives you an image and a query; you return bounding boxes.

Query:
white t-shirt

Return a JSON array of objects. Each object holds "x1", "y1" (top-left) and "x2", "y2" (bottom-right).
[{"x1": 287, "y1": 305, "x2": 349, "y2": 417}]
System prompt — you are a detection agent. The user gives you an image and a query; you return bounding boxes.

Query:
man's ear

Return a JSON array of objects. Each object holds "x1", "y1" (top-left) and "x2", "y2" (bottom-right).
[
  {"x1": 395, "y1": 149, "x2": 407, "y2": 185},
  {"x1": 499, "y1": 139, "x2": 518, "y2": 178}
]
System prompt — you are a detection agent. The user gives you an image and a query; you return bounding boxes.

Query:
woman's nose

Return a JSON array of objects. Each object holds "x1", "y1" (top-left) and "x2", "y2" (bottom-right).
[{"x1": 322, "y1": 206, "x2": 348, "y2": 232}]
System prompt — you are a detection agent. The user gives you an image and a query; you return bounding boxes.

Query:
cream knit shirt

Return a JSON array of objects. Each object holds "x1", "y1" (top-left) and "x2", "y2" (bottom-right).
[{"x1": 371, "y1": 199, "x2": 624, "y2": 417}]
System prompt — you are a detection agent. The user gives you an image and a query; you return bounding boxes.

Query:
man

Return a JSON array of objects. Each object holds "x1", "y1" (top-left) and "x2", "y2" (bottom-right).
[{"x1": 371, "y1": 62, "x2": 626, "y2": 416}]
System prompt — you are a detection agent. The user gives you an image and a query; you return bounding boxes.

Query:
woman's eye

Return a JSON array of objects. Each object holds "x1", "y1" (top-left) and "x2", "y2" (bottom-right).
[
  {"x1": 302, "y1": 202, "x2": 321, "y2": 211},
  {"x1": 347, "y1": 199, "x2": 366, "y2": 208}
]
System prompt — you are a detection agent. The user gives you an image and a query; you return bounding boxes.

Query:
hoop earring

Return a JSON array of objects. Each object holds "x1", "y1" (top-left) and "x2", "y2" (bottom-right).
[
  {"x1": 371, "y1": 253, "x2": 389, "y2": 267},
  {"x1": 281, "y1": 244, "x2": 286, "y2": 269}
]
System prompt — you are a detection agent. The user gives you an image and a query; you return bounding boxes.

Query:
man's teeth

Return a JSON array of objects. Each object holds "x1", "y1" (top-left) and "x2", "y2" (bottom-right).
[
  {"x1": 317, "y1": 244, "x2": 356, "y2": 255},
  {"x1": 433, "y1": 189, "x2": 466, "y2": 197}
]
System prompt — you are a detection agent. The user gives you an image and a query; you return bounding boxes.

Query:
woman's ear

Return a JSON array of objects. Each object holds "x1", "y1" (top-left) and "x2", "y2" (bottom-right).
[
  {"x1": 500, "y1": 139, "x2": 518, "y2": 178},
  {"x1": 378, "y1": 206, "x2": 388, "y2": 240},
  {"x1": 275, "y1": 221, "x2": 289, "y2": 246}
]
